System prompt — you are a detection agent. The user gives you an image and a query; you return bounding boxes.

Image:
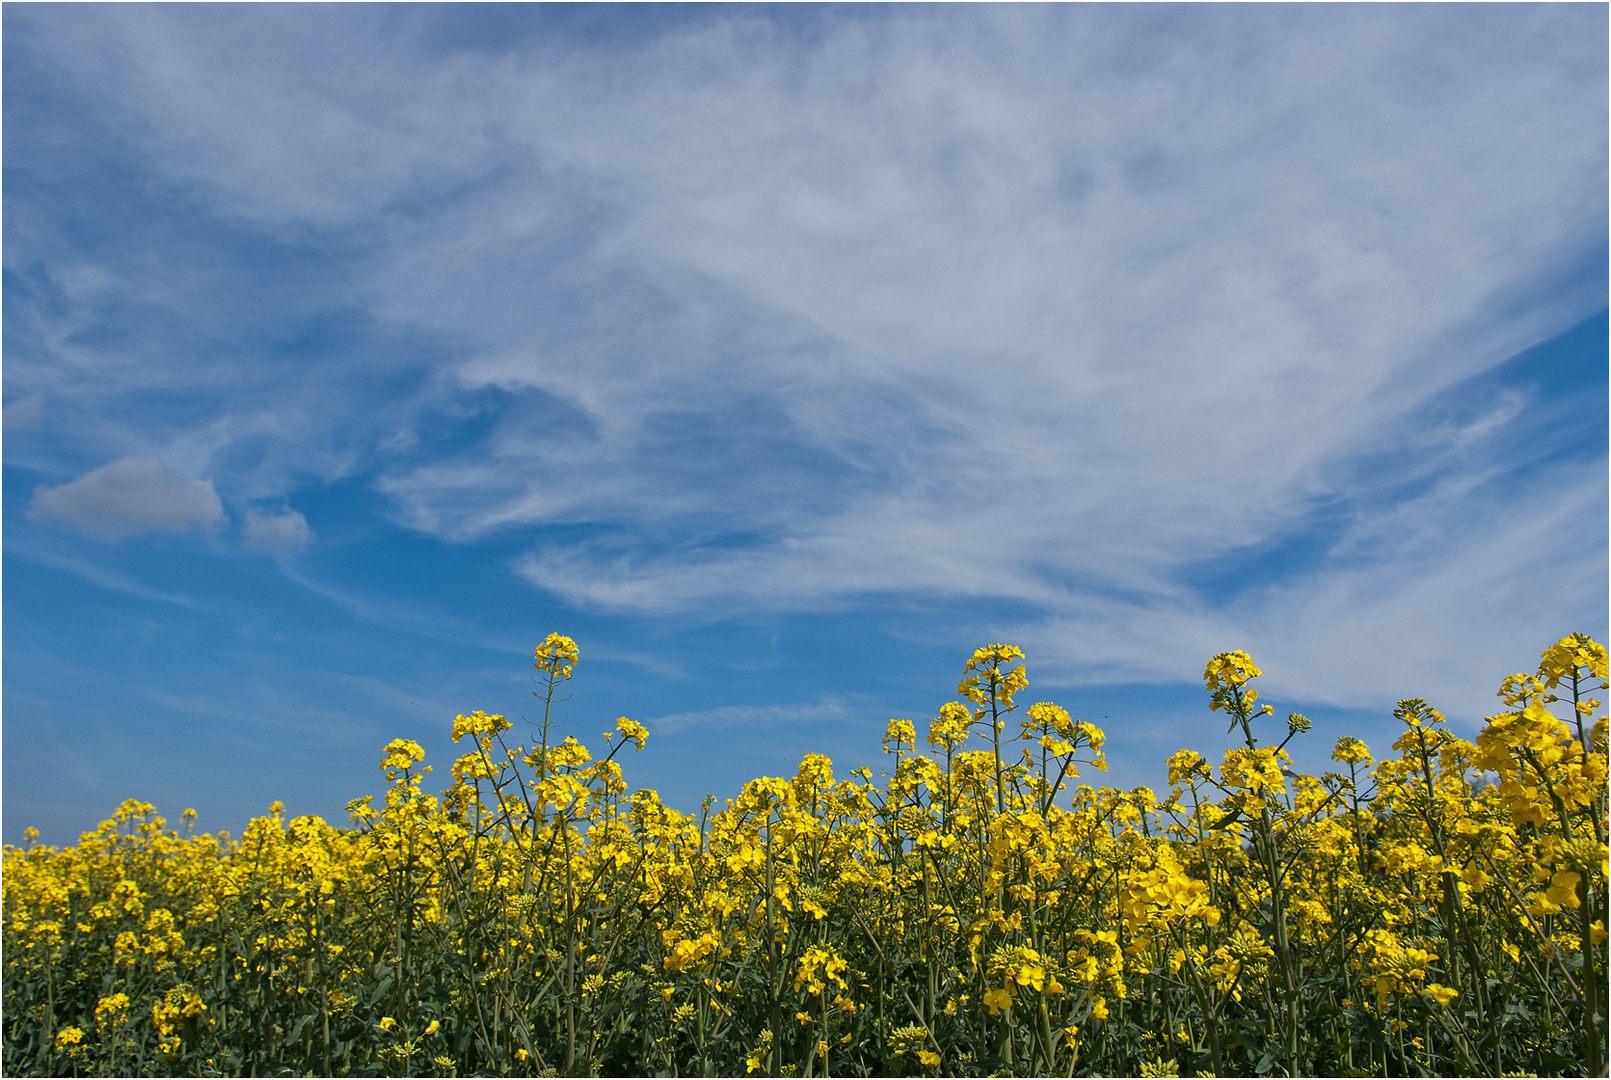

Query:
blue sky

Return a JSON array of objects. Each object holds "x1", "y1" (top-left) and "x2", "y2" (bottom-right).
[{"x1": 4, "y1": 4, "x2": 1606, "y2": 845}]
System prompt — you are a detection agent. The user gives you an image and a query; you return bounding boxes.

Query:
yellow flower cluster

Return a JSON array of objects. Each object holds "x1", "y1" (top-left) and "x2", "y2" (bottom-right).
[{"x1": 3, "y1": 634, "x2": 1605, "y2": 1077}]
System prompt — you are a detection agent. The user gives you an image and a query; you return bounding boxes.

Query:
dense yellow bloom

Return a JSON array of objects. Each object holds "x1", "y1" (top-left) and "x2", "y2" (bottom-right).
[
  {"x1": 94, "y1": 993, "x2": 131, "y2": 1029},
  {"x1": 1122, "y1": 846, "x2": 1220, "y2": 938},
  {"x1": 608, "y1": 716, "x2": 650, "y2": 751},
  {"x1": 662, "y1": 929, "x2": 720, "y2": 973},
  {"x1": 1166, "y1": 748, "x2": 1208, "y2": 785},
  {"x1": 883, "y1": 718, "x2": 917, "y2": 755},
  {"x1": 927, "y1": 701, "x2": 973, "y2": 752},
  {"x1": 1203, "y1": 650, "x2": 1263, "y2": 706},
  {"x1": 1358, "y1": 929, "x2": 1439, "y2": 1008},
  {"x1": 1025, "y1": 701, "x2": 1073, "y2": 740},
  {"x1": 379, "y1": 738, "x2": 426, "y2": 772},
  {"x1": 1331, "y1": 736, "x2": 1371, "y2": 766},
  {"x1": 450, "y1": 709, "x2": 511, "y2": 741},
  {"x1": 959, "y1": 644, "x2": 1029, "y2": 711},
  {"x1": 1540, "y1": 632, "x2": 1609, "y2": 685},
  {"x1": 1219, "y1": 746, "x2": 1287, "y2": 796},
  {"x1": 4, "y1": 632, "x2": 1604, "y2": 1078},
  {"x1": 794, "y1": 945, "x2": 849, "y2": 995},
  {"x1": 534, "y1": 631, "x2": 579, "y2": 676}
]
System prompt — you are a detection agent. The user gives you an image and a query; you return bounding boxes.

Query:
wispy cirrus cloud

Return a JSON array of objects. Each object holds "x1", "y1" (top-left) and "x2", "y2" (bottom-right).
[
  {"x1": 9, "y1": 547, "x2": 197, "y2": 608},
  {"x1": 643, "y1": 697, "x2": 873, "y2": 737},
  {"x1": 4, "y1": 4, "x2": 1604, "y2": 721}
]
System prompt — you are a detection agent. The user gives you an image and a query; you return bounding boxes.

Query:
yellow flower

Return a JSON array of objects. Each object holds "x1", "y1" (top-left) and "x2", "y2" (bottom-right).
[
  {"x1": 928, "y1": 701, "x2": 973, "y2": 751},
  {"x1": 959, "y1": 644, "x2": 1028, "y2": 710},
  {"x1": 1423, "y1": 984, "x2": 1459, "y2": 1006},
  {"x1": 883, "y1": 718, "x2": 917, "y2": 754},
  {"x1": 450, "y1": 710, "x2": 510, "y2": 742},
  {"x1": 94, "y1": 993, "x2": 131, "y2": 1029},
  {"x1": 7, "y1": 632, "x2": 1605, "y2": 1080},
  {"x1": 1331, "y1": 736, "x2": 1371, "y2": 766},
  {"x1": 1167, "y1": 749, "x2": 1208, "y2": 785},
  {"x1": 379, "y1": 739, "x2": 426, "y2": 772},
  {"x1": 1204, "y1": 650, "x2": 1263, "y2": 706},
  {"x1": 794, "y1": 945, "x2": 849, "y2": 995},
  {"x1": 1545, "y1": 870, "x2": 1582, "y2": 909},
  {"x1": 1540, "y1": 633, "x2": 1609, "y2": 685},
  {"x1": 1024, "y1": 701, "x2": 1074, "y2": 740},
  {"x1": 534, "y1": 632, "x2": 580, "y2": 677},
  {"x1": 614, "y1": 716, "x2": 650, "y2": 750},
  {"x1": 741, "y1": 1031, "x2": 773, "y2": 1076}
]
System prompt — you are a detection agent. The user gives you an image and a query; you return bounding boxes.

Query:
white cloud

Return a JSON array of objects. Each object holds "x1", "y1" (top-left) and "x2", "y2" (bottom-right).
[
  {"x1": 4, "y1": 7, "x2": 1605, "y2": 710},
  {"x1": 8, "y1": 547, "x2": 197, "y2": 607},
  {"x1": 28, "y1": 458, "x2": 225, "y2": 540},
  {"x1": 242, "y1": 507, "x2": 313, "y2": 553},
  {"x1": 644, "y1": 697, "x2": 865, "y2": 736},
  {"x1": 3, "y1": 396, "x2": 43, "y2": 431}
]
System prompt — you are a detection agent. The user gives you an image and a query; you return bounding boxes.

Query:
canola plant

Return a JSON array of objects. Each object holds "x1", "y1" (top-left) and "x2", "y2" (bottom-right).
[{"x1": 3, "y1": 633, "x2": 1606, "y2": 1077}]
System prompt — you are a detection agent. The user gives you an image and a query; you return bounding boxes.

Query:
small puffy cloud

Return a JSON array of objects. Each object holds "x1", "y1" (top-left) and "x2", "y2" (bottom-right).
[
  {"x1": 3, "y1": 396, "x2": 42, "y2": 430},
  {"x1": 242, "y1": 507, "x2": 313, "y2": 553},
  {"x1": 28, "y1": 457, "x2": 225, "y2": 539}
]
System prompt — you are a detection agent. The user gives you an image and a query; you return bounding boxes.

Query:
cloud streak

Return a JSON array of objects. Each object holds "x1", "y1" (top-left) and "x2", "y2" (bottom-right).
[
  {"x1": 644, "y1": 697, "x2": 871, "y2": 737},
  {"x1": 8, "y1": 548, "x2": 197, "y2": 608}
]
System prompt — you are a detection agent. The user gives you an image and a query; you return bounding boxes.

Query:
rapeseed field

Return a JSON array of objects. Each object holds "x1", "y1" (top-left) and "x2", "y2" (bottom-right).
[{"x1": 4, "y1": 633, "x2": 1606, "y2": 1077}]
